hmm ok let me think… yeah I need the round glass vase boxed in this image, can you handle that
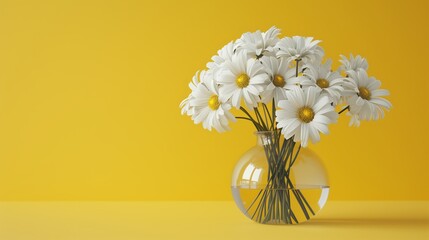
[231,131,329,225]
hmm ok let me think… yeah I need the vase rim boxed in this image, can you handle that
[254,130,277,135]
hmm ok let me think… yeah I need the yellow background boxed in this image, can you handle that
[0,0,428,201]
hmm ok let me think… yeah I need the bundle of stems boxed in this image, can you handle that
[237,101,315,224]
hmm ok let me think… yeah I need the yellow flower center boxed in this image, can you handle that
[236,74,250,88]
[298,107,315,123]
[273,74,285,87]
[358,87,371,100]
[208,95,220,110]
[316,78,330,88]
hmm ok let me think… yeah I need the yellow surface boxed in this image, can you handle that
[0,201,428,240]
[0,0,428,201]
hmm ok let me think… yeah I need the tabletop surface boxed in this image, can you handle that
[0,201,428,240]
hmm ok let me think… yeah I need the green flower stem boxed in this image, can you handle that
[285,145,301,176]
[338,105,350,114]
[295,59,301,77]
[254,107,268,130]
[262,103,273,130]
[271,99,276,130]
[298,190,315,215]
[284,176,310,220]
[235,117,262,131]
[238,107,264,131]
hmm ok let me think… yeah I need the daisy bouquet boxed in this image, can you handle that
[180,26,391,224]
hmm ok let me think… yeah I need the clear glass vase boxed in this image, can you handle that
[231,131,329,224]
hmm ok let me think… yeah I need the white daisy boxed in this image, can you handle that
[300,59,345,105]
[207,41,236,79]
[339,54,368,72]
[218,51,269,109]
[276,87,338,147]
[276,36,324,63]
[343,69,392,122]
[190,74,236,132]
[179,71,200,116]
[260,56,301,104]
[235,26,280,59]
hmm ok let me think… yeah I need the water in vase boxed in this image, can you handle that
[232,185,329,224]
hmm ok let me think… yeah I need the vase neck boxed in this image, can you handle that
[255,131,277,146]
